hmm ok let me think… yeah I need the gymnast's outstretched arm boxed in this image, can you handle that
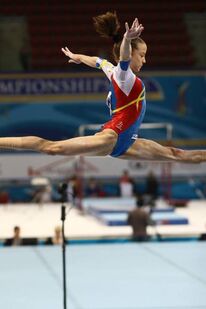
[120,18,144,61]
[61,47,98,68]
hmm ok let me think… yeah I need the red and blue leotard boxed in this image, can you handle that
[96,58,146,157]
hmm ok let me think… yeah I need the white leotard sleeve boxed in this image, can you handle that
[96,58,136,96]
[113,61,136,96]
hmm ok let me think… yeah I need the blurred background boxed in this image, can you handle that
[0,0,206,235]
[0,1,206,308]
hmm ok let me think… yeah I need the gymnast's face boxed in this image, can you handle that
[130,42,147,73]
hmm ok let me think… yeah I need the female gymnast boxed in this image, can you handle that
[0,12,205,163]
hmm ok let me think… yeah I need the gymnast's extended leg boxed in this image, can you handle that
[0,130,117,156]
[119,138,206,163]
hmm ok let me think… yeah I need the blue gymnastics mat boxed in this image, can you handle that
[0,242,206,309]
[83,198,175,215]
[96,212,189,226]
[88,205,175,214]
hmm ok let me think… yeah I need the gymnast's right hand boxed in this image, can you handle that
[61,47,81,64]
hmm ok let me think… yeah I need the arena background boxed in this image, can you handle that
[0,1,206,309]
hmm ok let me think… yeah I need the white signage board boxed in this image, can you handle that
[0,154,205,179]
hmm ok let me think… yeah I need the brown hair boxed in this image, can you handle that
[93,11,145,62]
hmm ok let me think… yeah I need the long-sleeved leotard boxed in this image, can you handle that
[96,58,146,157]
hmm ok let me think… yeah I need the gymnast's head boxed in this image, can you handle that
[93,11,147,73]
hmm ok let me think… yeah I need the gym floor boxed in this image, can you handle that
[1,242,206,309]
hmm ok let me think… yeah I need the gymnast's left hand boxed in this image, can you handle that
[124,18,144,40]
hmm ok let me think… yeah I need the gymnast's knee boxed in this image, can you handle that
[40,141,63,155]
[169,147,200,163]
[170,147,185,159]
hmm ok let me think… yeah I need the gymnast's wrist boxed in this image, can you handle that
[123,34,132,43]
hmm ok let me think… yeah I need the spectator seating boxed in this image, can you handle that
[0,0,205,70]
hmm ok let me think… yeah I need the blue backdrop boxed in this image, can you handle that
[0,71,205,142]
